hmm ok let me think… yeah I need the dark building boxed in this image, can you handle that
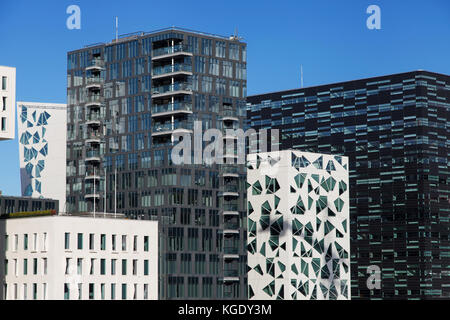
[246,70,450,300]
[0,195,59,216]
[66,27,247,299]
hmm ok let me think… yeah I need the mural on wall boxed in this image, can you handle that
[19,105,51,197]
[247,150,350,300]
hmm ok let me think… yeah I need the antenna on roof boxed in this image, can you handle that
[230,27,243,41]
[115,17,119,42]
[300,65,304,88]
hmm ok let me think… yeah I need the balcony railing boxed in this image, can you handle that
[221,165,239,174]
[86,150,101,158]
[85,95,104,105]
[224,246,239,254]
[224,222,239,229]
[223,204,238,211]
[151,102,192,115]
[152,44,192,57]
[152,121,193,133]
[152,64,192,76]
[222,109,239,118]
[86,113,101,122]
[223,184,239,193]
[223,270,239,277]
[88,58,105,69]
[152,82,192,95]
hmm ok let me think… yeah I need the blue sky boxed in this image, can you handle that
[0,0,449,196]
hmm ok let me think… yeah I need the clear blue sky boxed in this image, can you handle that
[0,0,449,196]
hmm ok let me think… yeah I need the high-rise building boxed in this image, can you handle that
[0,66,16,141]
[247,150,350,300]
[66,27,247,299]
[247,70,450,300]
[0,213,158,300]
[17,102,67,211]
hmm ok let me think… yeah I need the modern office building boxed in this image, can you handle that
[247,70,450,299]
[0,66,16,141]
[0,213,158,300]
[247,150,350,300]
[0,195,58,217]
[66,27,247,299]
[17,102,67,211]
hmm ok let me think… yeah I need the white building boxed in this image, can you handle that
[247,150,350,300]
[0,66,16,140]
[0,214,158,300]
[17,102,67,210]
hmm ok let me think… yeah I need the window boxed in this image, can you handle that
[65,258,71,275]
[89,233,94,250]
[111,259,117,275]
[111,284,116,300]
[43,233,48,251]
[32,233,37,251]
[4,259,7,276]
[23,284,27,300]
[1,117,6,131]
[77,233,83,250]
[43,258,48,275]
[144,236,149,251]
[89,283,94,300]
[112,234,117,251]
[101,283,105,300]
[122,235,127,251]
[100,259,106,275]
[133,235,137,251]
[77,258,82,275]
[144,260,149,276]
[122,259,127,275]
[33,258,38,275]
[78,284,82,300]
[43,283,47,300]
[33,283,37,300]
[2,76,6,90]
[64,233,70,250]
[132,259,137,275]
[24,234,29,250]
[122,284,127,300]
[100,234,106,250]
[23,259,28,275]
[14,234,18,251]
[90,258,95,275]
[4,235,8,251]
[144,284,148,300]
[64,283,70,300]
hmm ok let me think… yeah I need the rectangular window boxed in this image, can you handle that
[122,235,127,251]
[90,258,95,275]
[33,283,37,300]
[100,259,106,275]
[89,233,94,250]
[32,233,37,251]
[64,283,69,300]
[23,259,28,275]
[4,235,8,251]
[2,76,6,90]
[112,234,117,251]
[101,283,105,300]
[78,283,82,300]
[77,258,82,275]
[64,233,70,250]
[77,233,83,250]
[23,284,27,300]
[144,284,148,300]
[133,235,137,251]
[100,234,106,250]
[133,259,137,275]
[24,234,29,250]
[122,259,127,275]
[89,283,94,300]
[43,283,47,300]
[111,259,116,275]
[43,233,48,251]
[43,258,48,275]
[144,236,149,251]
[111,284,116,300]
[33,258,38,275]
[144,260,149,276]
[122,284,127,300]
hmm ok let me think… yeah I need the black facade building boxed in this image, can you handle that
[247,70,450,299]
[66,27,247,299]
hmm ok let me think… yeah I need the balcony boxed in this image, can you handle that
[85,171,101,181]
[84,193,100,200]
[220,165,239,178]
[152,64,192,79]
[224,221,239,230]
[151,121,193,137]
[223,229,240,236]
[85,95,104,108]
[223,270,240,282]
[222,128,239,140]
[86,132,102,145]
[222,204,239,216]
[86,77,104,90]
[151,102,192,118]
[85,150,101,162]
[224,246,239,255]
[152,44,192,60]
[151,82,192,98]
[86,113,101,126]
[221,109,239,122]
[86,58,105,72]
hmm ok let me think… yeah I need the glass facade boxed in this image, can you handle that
[247,70,450,300]
[66,28,247,299]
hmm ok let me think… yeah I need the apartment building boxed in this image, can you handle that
[0,66,16,140]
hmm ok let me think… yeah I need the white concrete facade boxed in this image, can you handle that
[247,150,350,300]
[0,66,16,140]
[17,102,67,211]
[0,215,158,300]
